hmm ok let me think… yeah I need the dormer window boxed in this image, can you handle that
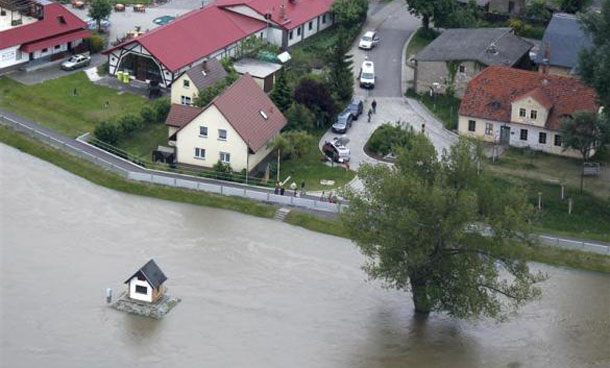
[57,16,66,24]
[530,110,537,120]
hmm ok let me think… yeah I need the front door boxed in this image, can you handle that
[135,56,148,81]
[500,126,510,144]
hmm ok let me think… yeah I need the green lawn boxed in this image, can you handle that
[280,139,356,192]
[116,124,168,160]
[0,73,146,137]
[405,27,438,59]
[406,89,460,130]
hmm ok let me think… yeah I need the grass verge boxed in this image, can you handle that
[285,211,610,273]
[0,73,146,137]
[405,27,438,59]
[0,126,277,218]
[406,89,460,130]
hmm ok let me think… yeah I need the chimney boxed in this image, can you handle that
[541,41,551,75]
[279,4,286,19]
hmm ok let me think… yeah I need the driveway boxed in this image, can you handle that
[320,0,457,173]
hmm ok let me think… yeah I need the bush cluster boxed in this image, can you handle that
[367,124,416,156]
[94,99,170,145]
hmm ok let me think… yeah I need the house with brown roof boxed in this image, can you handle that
[165,74,287,172]
[170,58,228,106]
[458,65,598,157]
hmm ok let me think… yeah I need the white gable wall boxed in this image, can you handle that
[128,277,153,303]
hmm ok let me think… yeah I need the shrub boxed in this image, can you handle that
[285,103,316,132]
[293,77,337,127]
[140,106,156,124]
[94,121,120,145]
[151,98,171,123]
[118,114,143,135]
[367,123,416,156]
[87,33,106,54]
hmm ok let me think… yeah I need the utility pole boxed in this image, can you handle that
[276,148,281,182]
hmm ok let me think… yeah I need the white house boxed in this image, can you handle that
[170,58,228,106]
[458,65,599,158]
[165,74,287,172]
[0,1,89,74]
[102,0,334,87]
[124,259,167,303]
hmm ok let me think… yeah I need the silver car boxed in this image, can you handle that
[61,54,91,71]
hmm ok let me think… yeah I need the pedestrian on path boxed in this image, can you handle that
[367,108,373,123]
[274,181,280,195]
[372,99,377,114]
[300,181,305,196]
[280,186,285,196]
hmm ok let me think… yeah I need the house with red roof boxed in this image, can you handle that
[0,0,89,73]
[102,0,334,88]
[165,74,287,172]
[458,65,598,157]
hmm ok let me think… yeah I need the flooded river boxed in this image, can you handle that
[1,143,609,368]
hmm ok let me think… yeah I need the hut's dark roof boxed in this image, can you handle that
[125,259,167,288]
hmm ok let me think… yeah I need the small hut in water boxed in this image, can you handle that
[124,259,167,303]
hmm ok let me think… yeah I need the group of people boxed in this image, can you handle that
[367,99,378,123]
[274,181,306,197]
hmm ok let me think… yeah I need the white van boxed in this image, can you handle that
[359,60,375,89]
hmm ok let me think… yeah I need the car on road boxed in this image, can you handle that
[332,111,354,133]
[323,139,351,162]
[359,60,375,89]
[60,54,91,71]
[346,99,364,120]
[358,31,380,50]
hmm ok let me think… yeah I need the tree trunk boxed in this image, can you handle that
[410,275,431,314]
[422,15,430,30]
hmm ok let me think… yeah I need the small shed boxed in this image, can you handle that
[124,259,167,303]
[233,58,282,93]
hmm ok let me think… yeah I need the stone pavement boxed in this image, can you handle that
[8,53,106,85]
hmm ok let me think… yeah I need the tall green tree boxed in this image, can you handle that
[270,72,292,113]
[88,0,112,33]
[405,0,456,30]
[285,103,316,132]
[561,110,610,162]
[342,137,544,318]
[578,0,610,109]
[331,0,369,31]
[555,0,592,13]
[326,31,354,103]
[525,0,552,22]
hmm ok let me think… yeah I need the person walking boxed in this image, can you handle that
[280,186,285,196]
[274,181,280,195]
[372,99,377,114]
[300,181,306,196]
[367,108,373,123]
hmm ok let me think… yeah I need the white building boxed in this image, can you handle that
[102,0,334,88]
[458,65,599,158]
[0,0,89,74]
[165,74,287,172]
[124,259,167,303]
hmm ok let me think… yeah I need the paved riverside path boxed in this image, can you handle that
[0,108,341,210]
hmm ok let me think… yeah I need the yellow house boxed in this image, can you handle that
[458,66,598,158]
[165,74,287,172]
[170,58,228,106]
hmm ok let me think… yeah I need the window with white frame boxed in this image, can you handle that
[309,21,313,30]
[199,126,208,137]
[468,120,476,132]
[54,44,61,50]
[459,65,465,73]
[530,110,537,120]
[519,108,526,117]
[220,152,230,163]
[554,134,562,146]
[289,30,293,40]
[194,147,206,159]
[539,132,547,144]
[485,123,493,135]
[520,129,528,141]
[297,27,301,36]
[322,14,327,23]
[218,129,227,140]
[183,79,190,88]
[181,96,191,105]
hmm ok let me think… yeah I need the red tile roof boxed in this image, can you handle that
[20,28,91,53]
[459,66,598,131]
[218,0,333,29]
[165,104,204,128]
[0,3,87,50]
[103,5,267,72]
[213,74,287,152]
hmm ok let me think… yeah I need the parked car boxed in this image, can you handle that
[60,54,91,71]
[359,60,375,89]
[358,31,380,50]
[86,18,111,30]
[323,140,350,162]
[346,99,364,120]
[332,111,354,133]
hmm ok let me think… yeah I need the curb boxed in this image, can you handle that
[400,27,418,96]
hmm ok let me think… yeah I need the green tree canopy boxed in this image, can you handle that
[88,0,112,33]
[405,0,456,29]
[285,103,316,132]
[331,0,369,31]
[561,110,610,161]
[326,30,354,103]
[270,72,292,113]
[342,137,544,319]
[555,0,593,13]
[525,0,552,22]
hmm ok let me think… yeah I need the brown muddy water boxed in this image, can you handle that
[0,143,609,368]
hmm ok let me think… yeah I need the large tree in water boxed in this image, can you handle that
[342,136,544,319]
